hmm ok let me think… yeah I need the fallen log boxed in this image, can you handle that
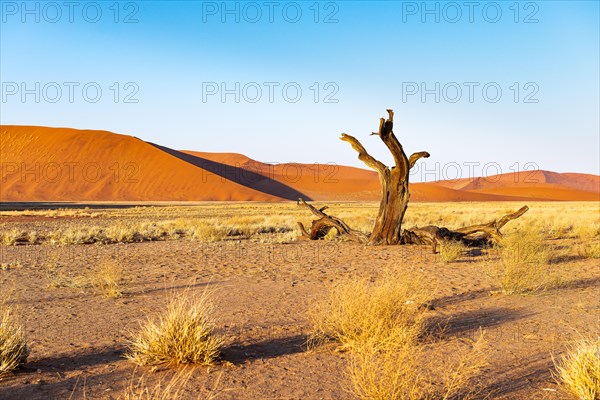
[400,205,529,252]
[296,198,368,243]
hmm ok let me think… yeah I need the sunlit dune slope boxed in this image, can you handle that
[0,126,284,201]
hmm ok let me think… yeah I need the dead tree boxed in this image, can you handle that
[297,109,529,250]
[340,109,429,244]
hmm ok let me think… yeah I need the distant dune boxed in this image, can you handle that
[430,170,599,201]
[1,126,598,202]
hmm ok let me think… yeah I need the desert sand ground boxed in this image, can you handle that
[0,201,598,399]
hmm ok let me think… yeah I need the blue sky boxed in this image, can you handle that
[1,0,598,180]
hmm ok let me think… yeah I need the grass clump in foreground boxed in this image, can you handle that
[348,333,487,400]
[0,307,29,377]
[554,337,600,400]
[308,268,430,352]
[126,292,222,368]
[494,229,554,294]
[121,368,200,400]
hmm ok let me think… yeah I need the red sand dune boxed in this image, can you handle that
[0,126,281,201]
[1,126,598,202]
[431,170,599,201]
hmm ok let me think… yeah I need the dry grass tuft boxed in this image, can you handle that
[121,368,194,400]
[185,221,228,242]
[120,367,224,400]
[126,292,222,367]
[574,223,600,240]
[1,229,28,246]
[348,343,426,400]
[323,227,339,241]
[554,337,600,400]
[439,240,467,263]
[493,230,554,294]
[309,268,430,352]
[0,307,29,377]
[91,260,124,298]
[348,332,487,400]
[578,240,600,259]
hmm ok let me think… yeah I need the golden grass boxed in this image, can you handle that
[0,307,29,377]
[308,268,430,352]
[2,202,598,248]
[120,368,205,400]
[554,337,600,400]
[347,343,426,400]
[348,332,487,400]
[574,223,600,240]
[126,292,222,367]
[493,229,554,294]
[120,368,224,400]
[8,219,230,246]
[90,260,124,298]
[1,229,27,246]
[578,240,600,259]
[183,221,228,242]
[323,227,339,241]
[439,240,467,263]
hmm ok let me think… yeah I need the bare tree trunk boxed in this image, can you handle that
[340,110,429,244]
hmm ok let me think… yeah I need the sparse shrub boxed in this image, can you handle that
[0,307,29,376]
[126,293,222,367]
[439,240,466,263]
[494,230,553,294]
[309,269,429,352]
[91,260,124,298]
[554,337,600,400]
